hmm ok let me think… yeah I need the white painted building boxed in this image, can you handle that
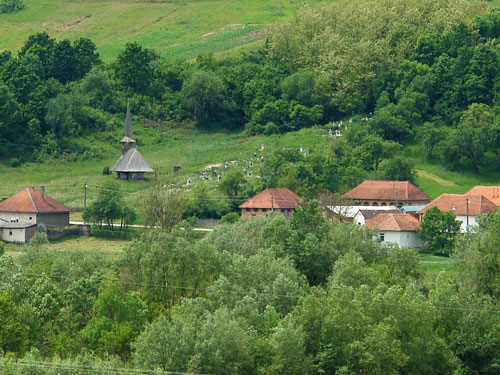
[365,213,422,248]
[417,194,498,232]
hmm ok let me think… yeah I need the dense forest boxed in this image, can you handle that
[2,207,500,374]
[3,0,500,373]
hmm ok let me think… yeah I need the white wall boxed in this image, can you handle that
[455,215,477,232]
[379,231,422,248]
[1,227,27,243]
[0,212,36,224]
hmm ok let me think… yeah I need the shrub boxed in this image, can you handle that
[0,0,24,13]
[220,212,240,224]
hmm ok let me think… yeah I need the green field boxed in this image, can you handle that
[0,125,330,210]
[0,0,321,61]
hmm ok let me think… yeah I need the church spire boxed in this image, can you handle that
[125,100,132,138]
[120,100,136,154]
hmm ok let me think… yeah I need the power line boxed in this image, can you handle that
[0,358,211,375]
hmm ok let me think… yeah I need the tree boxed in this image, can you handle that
[420,122,446,160]
[114,42,157,94]
[0,291,28,354]
[83,182,134,230]
[219,168,244,206]
[455,103,493,173]
[141,183,186,230]
[376,155,416,183]
[419,207,461,251]
[181,70,233,127]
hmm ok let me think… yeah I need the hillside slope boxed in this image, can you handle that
[0,0,321,61]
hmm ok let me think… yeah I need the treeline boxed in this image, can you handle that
[2,206,500,374]
[3,0,500,175]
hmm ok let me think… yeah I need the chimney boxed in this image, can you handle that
[40,185,45,200]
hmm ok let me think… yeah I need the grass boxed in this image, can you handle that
[417,252,459,285]
[0,126,329,213]
[4,234,128,258]
[0,0,322,61]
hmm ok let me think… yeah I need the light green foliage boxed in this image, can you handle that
[0,291,28,354]
[142,184,186,230]
[134,302,254,375]
[454,211,500,297]
[419,207,461,251]
[79,280,147,359]
[118,230,224,312]
[207,248,305,316]
[84,182,135,230]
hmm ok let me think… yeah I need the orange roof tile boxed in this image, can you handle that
[0,188,71,213]
[465,186,500,206]
[342,180,431,202]
[416,194,498,216]
[239,188,302,209]
[365,213,421,232]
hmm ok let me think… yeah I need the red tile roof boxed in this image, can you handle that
[416,194,498,216]
[342,180,431,202]
[465,186,500,206]
[0,188,71,213]
[239,188,302,209]
[365,213,421,232]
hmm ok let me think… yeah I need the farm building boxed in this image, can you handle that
[342,180,431,207]
[239,188,302,219]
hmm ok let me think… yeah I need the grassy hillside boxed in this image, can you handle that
[0,125,330,211]
[0,0,321,61]
[2,123,500,215]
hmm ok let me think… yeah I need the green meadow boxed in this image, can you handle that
[0,0,321,61]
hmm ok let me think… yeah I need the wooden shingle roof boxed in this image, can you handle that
[110,148,154,173]
[342,180,431,202]
[0,188,70,213]
[239,188,302,209]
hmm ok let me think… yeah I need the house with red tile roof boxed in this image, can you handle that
[342,180,431,207]
[239,188,301,219]
[465,186,500,206]
[416,194,498,232]
[365,213,422,248]
[0,186,70,243]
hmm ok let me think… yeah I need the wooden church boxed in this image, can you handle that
[110,102,154,180]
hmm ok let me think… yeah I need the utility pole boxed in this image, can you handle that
[466,198,469,232]
[84,183,88,223]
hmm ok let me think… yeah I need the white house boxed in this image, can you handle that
[328,205,400,222]
[0,186,71,243]
[365,213,422,248]
[416,194,498,232]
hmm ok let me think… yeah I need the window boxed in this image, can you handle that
[9,231,12,236]
[29,217,32,220]
[379,232,385,241]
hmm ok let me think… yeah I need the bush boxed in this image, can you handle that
[220,212,240,224]
[0,0,24,13]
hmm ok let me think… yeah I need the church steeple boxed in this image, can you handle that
[120,100,136,155]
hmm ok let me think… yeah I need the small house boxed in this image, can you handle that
[365,213,422,248]
[342,180,431,207]
[0,186,70,243]
[239,188,301,219]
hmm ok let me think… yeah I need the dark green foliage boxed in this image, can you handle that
[419,207,461,251]
[0,0,24,13]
